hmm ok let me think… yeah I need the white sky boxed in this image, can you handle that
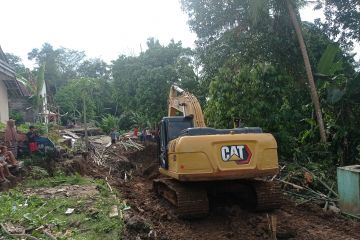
[0,0,358,67]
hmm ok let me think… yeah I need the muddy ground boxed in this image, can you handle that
[64,143,360,240]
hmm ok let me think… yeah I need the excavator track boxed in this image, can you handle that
[251,180,282,211]
[153,178,209,218]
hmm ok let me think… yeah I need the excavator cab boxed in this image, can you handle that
[158,116,193,169]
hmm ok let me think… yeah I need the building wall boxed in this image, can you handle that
[0,80,9,123]
[8,97,35,123]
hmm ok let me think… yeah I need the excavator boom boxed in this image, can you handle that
[168,85,206,127]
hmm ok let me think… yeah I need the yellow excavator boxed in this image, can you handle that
[153,85,281,218]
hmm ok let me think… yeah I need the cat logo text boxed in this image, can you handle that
[221,145,252,164]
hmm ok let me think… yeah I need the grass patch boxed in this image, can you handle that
[24,171,93,188]
[0,175,125,240]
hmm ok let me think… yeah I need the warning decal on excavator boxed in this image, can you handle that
[221,145,252,164]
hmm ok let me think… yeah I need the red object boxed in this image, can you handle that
[134,128,138,137]
[29,142,38,153]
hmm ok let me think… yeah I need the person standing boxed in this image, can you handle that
[141,128,146,142]
[4,119,18,158]
[26,126,39,154]
[133,127,138,138]
[110,128,119,144]
[145,129,151,141]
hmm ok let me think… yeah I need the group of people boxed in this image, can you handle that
[136,127,158,142]
[0,120,41,184]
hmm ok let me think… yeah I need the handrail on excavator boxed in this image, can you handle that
[168,85,206,128]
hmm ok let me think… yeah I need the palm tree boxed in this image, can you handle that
[285,0,327,142]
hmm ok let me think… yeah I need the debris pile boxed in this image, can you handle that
[275,165,339,212]
[89,136,145,167]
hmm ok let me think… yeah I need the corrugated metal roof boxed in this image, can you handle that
[0,45,23,97]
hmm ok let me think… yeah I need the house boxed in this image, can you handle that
[0,46,24,123]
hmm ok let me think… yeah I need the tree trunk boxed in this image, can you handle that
[83,95,89,149]
[285,0,327,143]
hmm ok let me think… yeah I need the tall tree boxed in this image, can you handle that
[28,43,61,94]
[28,43,86,94]
[286,0,326,142]
[35,65,45,122]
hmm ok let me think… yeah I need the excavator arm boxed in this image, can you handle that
[168,85,206,127]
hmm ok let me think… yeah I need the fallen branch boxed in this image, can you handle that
[105,177,113,193]
[277,179,304,190]
[284,190,337,202]
[302,167,339,197]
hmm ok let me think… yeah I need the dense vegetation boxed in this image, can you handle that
[6,0,360,172]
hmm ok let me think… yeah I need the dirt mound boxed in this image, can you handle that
[99,142,158,180]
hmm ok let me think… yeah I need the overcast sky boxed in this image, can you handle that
[1,0,358,67]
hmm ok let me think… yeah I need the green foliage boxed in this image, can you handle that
[5,52,28,78]
[317,44,342,76]
[33,64,45,113]
[0,122,5,131]
[55,78,108,123]
[315,0,360,47]
[78,58,110,80]
[181,0,310,90]
[206,64,307,158]
[28,43,86,94]
[47,130,61,145]
[17,123,47,134]
[205,46,360,167]
[99,114,120,133]
[111,38,199,127]
[9,111,24,124]
[25,171,92,187]
[27,166,50,180]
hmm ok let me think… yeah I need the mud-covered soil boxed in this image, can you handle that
[76,142,360,240]
[117,178,360,240]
